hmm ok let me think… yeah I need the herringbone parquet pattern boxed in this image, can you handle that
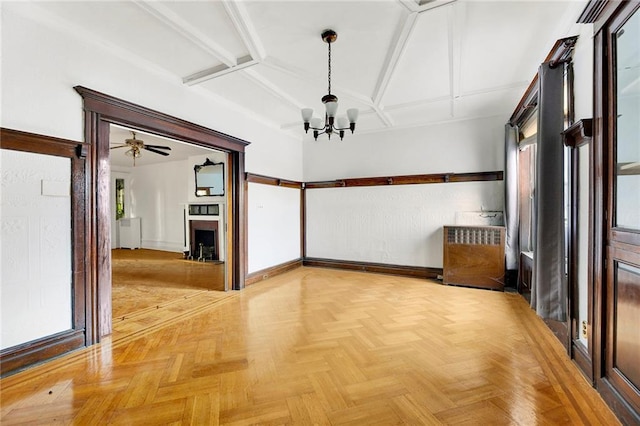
[0,267,620,425]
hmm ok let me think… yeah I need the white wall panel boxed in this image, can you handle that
[306,181,503,268]
[303,115,505,182]
[248,183,300,273]
[1,150,72,349]
[129,160,189,252]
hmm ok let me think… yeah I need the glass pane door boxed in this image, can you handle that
[615,10,640,230]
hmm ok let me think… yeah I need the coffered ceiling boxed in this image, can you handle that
[28,0,583,140]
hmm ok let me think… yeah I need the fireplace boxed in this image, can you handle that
[189,220,218,261]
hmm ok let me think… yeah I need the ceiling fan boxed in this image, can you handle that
[110,131,171,165]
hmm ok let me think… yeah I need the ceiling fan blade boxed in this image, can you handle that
[110,145,129,149]
[144,146,170,156]
[144,144,172,150]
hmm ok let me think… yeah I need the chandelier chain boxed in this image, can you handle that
[327,41,332,95]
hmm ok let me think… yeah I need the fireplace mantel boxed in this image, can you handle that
[183,203,225,261]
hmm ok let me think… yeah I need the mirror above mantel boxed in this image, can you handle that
[194,158,224,197]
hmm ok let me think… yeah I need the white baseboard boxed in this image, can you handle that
[141,240,184,253]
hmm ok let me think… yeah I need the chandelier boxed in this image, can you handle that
[301,29,359,141]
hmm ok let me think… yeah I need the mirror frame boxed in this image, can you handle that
[194,158,224,197]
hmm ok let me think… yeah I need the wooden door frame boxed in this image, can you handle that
[75,86,250,341]
[580,1,640,422]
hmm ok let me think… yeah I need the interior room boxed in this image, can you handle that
[108,125,229,320]
[1,0,638,424]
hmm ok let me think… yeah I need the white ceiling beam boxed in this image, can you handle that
[372,11,419,107]
[373,106,395,127]
[133,1,238,67]
[383,95,451,112]
[222,1,266,61]
[243,68,305,110]
[447,2,455,117]
[450,0,465,102]
[182,56,258,86]
[377,0,458,109]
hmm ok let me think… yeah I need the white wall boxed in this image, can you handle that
[306,181,503,267]
[303,115,505,181]
[248,184,301,273]
[129,160,189,253]
[304,115,505,267]
[1,150,72,349]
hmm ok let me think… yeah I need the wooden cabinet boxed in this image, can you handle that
[443,225,506,291]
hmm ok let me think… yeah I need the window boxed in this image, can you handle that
[115,178,125,220]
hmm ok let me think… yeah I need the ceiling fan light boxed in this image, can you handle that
[325,101,338,118]
[301,108,313,122]
[347,108,359,123]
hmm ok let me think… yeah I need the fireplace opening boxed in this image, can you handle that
[194,230,216,261]
[189,220,219,262]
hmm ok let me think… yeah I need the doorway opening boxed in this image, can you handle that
[76,85,249,341]
[108,124,230,324]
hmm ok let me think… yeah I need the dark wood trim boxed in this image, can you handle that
[0,128,90,375]
[509,36,578,127]
[301,186,306,259]
[245,259,303,286]
[233,151,248,291]
[590,1,640,422]
[543,318,569,351]
[75,87,250,327]
[303,257,442,280]
[74,86,249,153]
[0,330,85,377]
[563,119,593,148]
[572,339,594,382]
[1,128,80,152]
[246,172,303,189]
[592,24,607,393]
[578,0,623,33]
[577,0,610,25]
[596,378,640,426]
[305,171,502,189]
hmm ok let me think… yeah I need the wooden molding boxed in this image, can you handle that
[305,171,502,189]
[303,257,442,280]
[245,259,303,286]
[0,330,85,378]
[246,172,303,189]
[1,128,80,152]
[572,339,594,383]
[74,86,250,153]
[577,0,609,24]
[563,118,593,148]
[76,86,251,330]
[596,378,640,425]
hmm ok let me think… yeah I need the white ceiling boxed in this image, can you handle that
[33,0,583,144]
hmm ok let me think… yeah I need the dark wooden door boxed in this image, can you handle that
[602,2,640,420]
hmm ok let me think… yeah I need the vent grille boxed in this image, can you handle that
[447,227,502,245]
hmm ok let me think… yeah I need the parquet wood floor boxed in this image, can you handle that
[1,267,620,425]
[112,249,226,320]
